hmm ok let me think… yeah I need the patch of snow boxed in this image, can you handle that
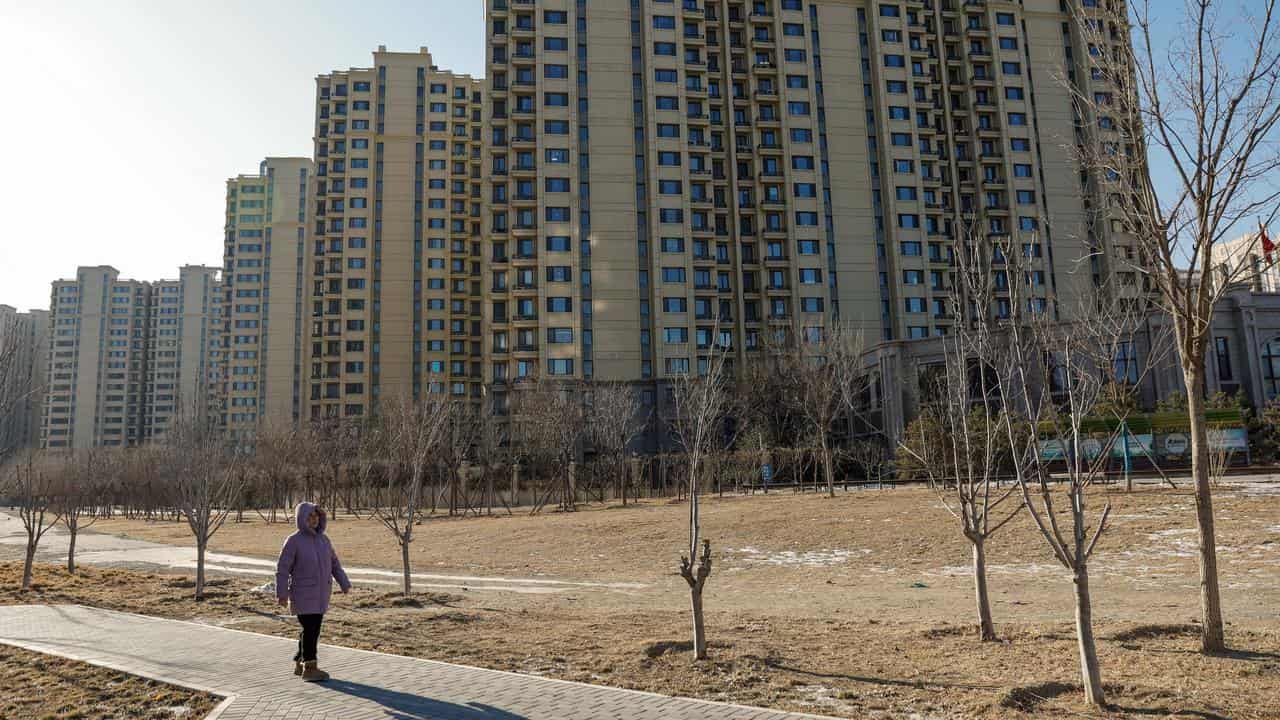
[926,562,1062,578]
[723,546,870,567]
[1226,482,1280,497]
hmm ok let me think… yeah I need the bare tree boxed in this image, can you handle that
[894,239,1029,641]
[586,381,647,506]
[56,448,114,574]
[5,451,62,591]
[252,421,303,523]
[160,411,243,601]
[513,375,586,512]
[368,392,453,596]
[474,387,513,513]
[783,322,867,497]
[1072,0,1280,652]
[848,439,889,488]
[1206,427,1236,487]
[668,335,736,661]
[0,312,42,464]
[997,288,1155,708]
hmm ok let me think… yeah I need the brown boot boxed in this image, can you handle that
[300,661,329,682]
[293,661,303,676]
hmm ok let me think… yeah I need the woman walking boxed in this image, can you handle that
[276,502,351,681]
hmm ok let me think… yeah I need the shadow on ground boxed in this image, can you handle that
[322,679,529,719]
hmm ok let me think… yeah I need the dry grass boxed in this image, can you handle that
[86,484,1280,621]
[6,482,1280,718]
[0,641,220,719]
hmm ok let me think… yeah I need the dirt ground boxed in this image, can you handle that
[7,482,1280,719]
[87,482,1280,623]
[0,641,220,719]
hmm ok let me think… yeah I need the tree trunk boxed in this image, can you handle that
[67,527,77,575]
[1073,564,1106,707]
[21,542,36,592]
[1185,368,1226,653]
[972,538,996,641]
[821,435,835,498]
[690,582,708,660]
[195,539,207,601]
[401,541,412,596]
[619,457,627,507]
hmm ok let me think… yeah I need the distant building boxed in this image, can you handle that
[0,305,50,453]
[867,283,1280,442]
[222,157,314,443]
[304,47,483,420]
[1210,227,1279,293]
[40,265,224,449]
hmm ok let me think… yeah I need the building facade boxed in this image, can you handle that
[477,0,1128,414]
[147,266,225,442]
[869,284,1280,442]
[304,47,484,420]
[40,266,224,449]
[1210,228,1279,294]
[0,305,49,453]
[223,158,314,442]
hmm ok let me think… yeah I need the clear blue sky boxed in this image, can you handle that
[0,0,483,311]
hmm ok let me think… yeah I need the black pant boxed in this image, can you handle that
[294,614,323,663]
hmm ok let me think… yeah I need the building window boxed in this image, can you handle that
[1262,338,1280,398]
[1212,337,1233,382]
[1112,341,1138,385]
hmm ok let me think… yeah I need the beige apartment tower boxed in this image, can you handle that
[41,266,224,449]
[147,266,225,442]
[223,158,314,442]
[481,0,1131,399]
[0,305,49,452]
[305,47,484,420]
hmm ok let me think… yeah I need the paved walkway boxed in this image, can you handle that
[0,605,839,720]
[0,512,647,596]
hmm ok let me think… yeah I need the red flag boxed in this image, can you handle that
[1261,221,1275,260]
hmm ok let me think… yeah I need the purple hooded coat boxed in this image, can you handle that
[276,502,351,615]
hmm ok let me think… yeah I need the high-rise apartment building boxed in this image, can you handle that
[40,266,224,449]
[223,158,314,441]
[305,47,484,420]
[147,266,225,441]
[480,0,1130,394]
[0,305,49,452]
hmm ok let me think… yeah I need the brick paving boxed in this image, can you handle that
[0,605,840,720]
